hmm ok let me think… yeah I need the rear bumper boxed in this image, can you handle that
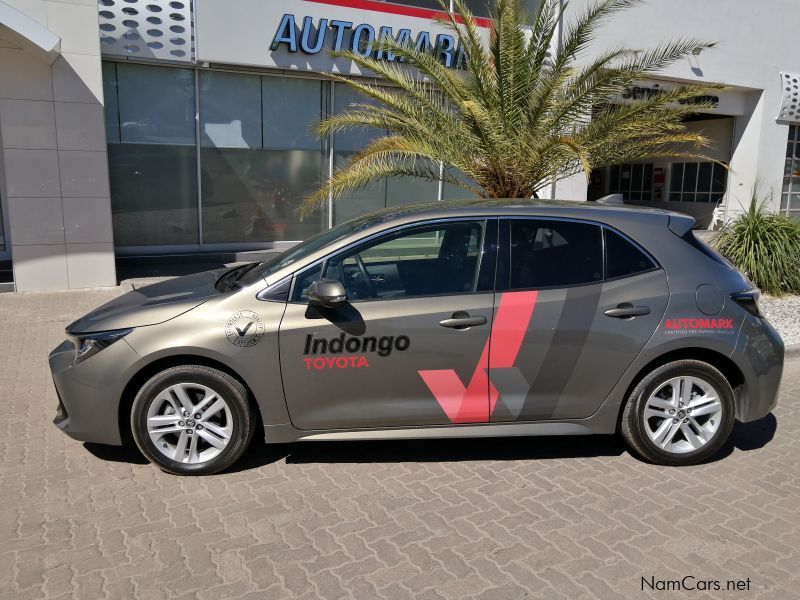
[49,337,141,445]
[732,315,784,423]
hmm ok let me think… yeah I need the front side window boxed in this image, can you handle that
[295,221,484,302]
[506,219,603,289]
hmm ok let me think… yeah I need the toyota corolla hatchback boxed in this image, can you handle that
[49,200,784,474]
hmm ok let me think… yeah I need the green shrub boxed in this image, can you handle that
[713,190,800,296]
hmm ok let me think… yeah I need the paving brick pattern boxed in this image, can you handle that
[0,289,798,599]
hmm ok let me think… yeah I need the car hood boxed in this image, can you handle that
[67,269,227,333]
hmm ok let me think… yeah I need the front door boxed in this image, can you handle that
[279,219,498,430]
[488,218,668,422]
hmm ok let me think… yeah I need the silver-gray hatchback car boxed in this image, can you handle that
[49,200,784,474]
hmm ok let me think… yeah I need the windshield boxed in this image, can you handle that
[237,215,385,287]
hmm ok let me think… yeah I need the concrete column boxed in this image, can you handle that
[0,0,116,291]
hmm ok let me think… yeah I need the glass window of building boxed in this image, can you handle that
[199,72,327,244]
[669,162,726,203]
[609,163,654,202]
[442,167,481,200]
[332,83,439,224]
[104,62,199,247]
[782,125,800,219]
[333,84,389,224]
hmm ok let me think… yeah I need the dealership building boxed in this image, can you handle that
[0,0,798,291]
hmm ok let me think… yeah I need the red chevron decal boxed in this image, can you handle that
[304,0,492,28]
[418,291,538,423]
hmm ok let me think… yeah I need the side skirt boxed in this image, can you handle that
[263,403,621,444]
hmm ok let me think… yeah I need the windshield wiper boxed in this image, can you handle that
[215,263,259,292]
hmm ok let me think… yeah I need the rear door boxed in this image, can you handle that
[278,218,498,430]
[487,218,668,421]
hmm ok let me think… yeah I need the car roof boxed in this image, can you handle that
[260,198,694,285]
[346,198,691,229]
[359,198,678,221]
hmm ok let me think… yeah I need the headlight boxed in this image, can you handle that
[67,328,133,365]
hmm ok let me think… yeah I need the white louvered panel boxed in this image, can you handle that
[778,72,800,124]
[98,0,194,62]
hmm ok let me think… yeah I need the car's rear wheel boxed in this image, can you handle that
[131,365,256,475]
[621,360,735,466]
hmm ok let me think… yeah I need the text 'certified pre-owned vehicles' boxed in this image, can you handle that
[49,200,784,474]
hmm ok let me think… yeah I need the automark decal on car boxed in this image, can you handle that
[664,318,736,335]
[303,333,410,370]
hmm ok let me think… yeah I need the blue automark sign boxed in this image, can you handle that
[195,0,489,75]
[270,14,464,68]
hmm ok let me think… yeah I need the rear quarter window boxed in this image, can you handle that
[604,228,658,279]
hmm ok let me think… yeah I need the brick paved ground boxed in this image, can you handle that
[0,289,798,600]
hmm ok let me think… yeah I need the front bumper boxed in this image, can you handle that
[49,337,141,445]
[732,315,784,423]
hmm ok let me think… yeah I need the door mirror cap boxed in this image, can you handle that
[307,278,347,308]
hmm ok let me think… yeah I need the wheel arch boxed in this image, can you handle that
[617,347,745,430]
[118,354,262,446]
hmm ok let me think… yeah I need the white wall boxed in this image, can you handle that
[0,0,116,290]
[560,0,798,214]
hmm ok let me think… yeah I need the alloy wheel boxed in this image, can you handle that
[642,376,723,454]
[146,383,233,464]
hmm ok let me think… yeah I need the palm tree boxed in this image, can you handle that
[301,0,722,216]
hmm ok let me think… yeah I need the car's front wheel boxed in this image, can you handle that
[621,360,735,466]
[131,365,256,475]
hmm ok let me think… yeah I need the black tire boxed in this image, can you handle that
[620,360,735,466]
[131,365,256,475]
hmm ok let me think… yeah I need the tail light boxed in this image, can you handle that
[731,290,763,318]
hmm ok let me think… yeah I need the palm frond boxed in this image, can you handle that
[302,0,725,214]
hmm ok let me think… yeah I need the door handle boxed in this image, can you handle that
[604,303,651,319]
[439,315,488,329]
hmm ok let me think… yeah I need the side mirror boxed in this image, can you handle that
[307,278,347,308]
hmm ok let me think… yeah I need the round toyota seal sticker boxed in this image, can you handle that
[225,310,265,347]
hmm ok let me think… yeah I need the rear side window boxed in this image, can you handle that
[508,220,603,289]
[604,228,657,279]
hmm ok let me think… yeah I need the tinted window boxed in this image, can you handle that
[322,222,484,301]
[508,220,602,289]
[604,229,657,279]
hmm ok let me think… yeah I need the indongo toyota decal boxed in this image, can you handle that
[302,333,410,370]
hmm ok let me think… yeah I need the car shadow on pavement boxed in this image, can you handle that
[82,413,777,472]
[234,413,778,470]
[84,442,149,465]
[281,434,627,465]
[221,434,628,473]
[723,413,778,452]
